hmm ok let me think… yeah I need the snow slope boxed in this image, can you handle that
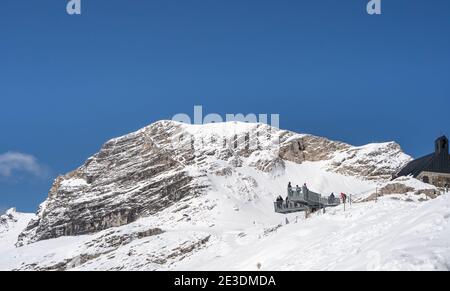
[174,192,450,271]
[0,209,35,252]
[1,190,449,271]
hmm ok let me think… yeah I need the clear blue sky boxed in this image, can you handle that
[1,0,449,213]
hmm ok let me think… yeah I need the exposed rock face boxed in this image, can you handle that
[361,177,438,202]
[278,135,411,180]
[279,135,349,163]
[17,121,413,246]
[378,183,416,195]
[17,121,208,246]
[0,209,18,229]
[14,224,211,271]
[16,227,165,271]
[327,142,412,180]
[249,156,285,174]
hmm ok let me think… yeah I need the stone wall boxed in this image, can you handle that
[418,171,450,188]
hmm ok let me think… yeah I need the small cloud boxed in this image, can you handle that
[0,152,47,179]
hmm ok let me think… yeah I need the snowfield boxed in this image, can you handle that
[1,179,449,271]
[176,193,450,271]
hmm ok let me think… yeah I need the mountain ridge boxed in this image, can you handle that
[16,120,413,246]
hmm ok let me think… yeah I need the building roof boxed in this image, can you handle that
[397,136,450,178]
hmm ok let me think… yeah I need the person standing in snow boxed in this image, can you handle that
[445,183,449,193]
[340,193,347,204]
[329,193,335,204]
[287,182,293,195]
[303,183,309,199]
[276,196,282,208]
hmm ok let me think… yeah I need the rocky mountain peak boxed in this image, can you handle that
[1,208,18,228]
[16,121,412,246]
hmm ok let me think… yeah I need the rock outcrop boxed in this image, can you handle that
[328,142,412,180]
[361,176,438,202]
[0,209,18,229]
[279,134,349,163]
[17,121,208,246]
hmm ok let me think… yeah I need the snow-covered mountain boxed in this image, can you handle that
[1,121,448,271]
[0,209,35,255]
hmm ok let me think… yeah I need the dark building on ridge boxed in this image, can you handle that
[395,136,450,188]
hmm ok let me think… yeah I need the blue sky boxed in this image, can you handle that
[0,0,449,213]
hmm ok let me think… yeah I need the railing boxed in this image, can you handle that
[274,202,308,214]
[287,187,325,205]
[287,189,306,202]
